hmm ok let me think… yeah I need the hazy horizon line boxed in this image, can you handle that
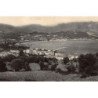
[0,16,98,26]
[0,21,98,27]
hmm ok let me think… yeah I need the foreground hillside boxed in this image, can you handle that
[0,71,98,81]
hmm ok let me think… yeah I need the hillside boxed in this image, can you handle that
[0,22,98,41]
[0,71,98,81]
[17,22,98,34]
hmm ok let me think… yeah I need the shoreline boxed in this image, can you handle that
[21,38,98,43]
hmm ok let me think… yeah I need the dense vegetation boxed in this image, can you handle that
[0,48,98,78]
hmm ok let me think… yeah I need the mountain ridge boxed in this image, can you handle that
[0,22,98,41]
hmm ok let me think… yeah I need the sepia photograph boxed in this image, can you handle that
[0,16,98,81]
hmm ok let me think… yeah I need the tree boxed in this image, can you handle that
[0,58,7,72]
[78,53,96,78]
[10,58,31,71]
[63,57,69,64]
[47,58,58,71]
[67,64,76,73]
[2,54,16,62]
[39,61,48,70]
[19,49,25,56]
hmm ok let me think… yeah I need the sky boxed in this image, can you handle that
[0,16,98,26]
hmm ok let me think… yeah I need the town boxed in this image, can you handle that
[0,46,78,60]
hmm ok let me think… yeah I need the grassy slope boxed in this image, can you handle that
[0,71,98,81]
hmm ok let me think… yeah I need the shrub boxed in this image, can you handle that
[55,60,68,74]
[67,65,76,73]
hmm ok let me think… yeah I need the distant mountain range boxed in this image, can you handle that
[0,21,98,41]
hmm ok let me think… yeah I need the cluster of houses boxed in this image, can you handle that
[23,48,78,60]
[24,48,65,60]
[0,46,79,61]
[0,50,19,57]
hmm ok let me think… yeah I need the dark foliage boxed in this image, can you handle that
[2,54,16,62]
[20,54,58,71]
[10,58,31,71]
[19,49,26,57]
[39,61,48,70]
[63,57,69,64]
[0,58,7,72]
[67,65,76,73]
[78,53,96,77]
[47,58,58,71]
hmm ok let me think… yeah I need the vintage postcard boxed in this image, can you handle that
[0,16,98,81]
